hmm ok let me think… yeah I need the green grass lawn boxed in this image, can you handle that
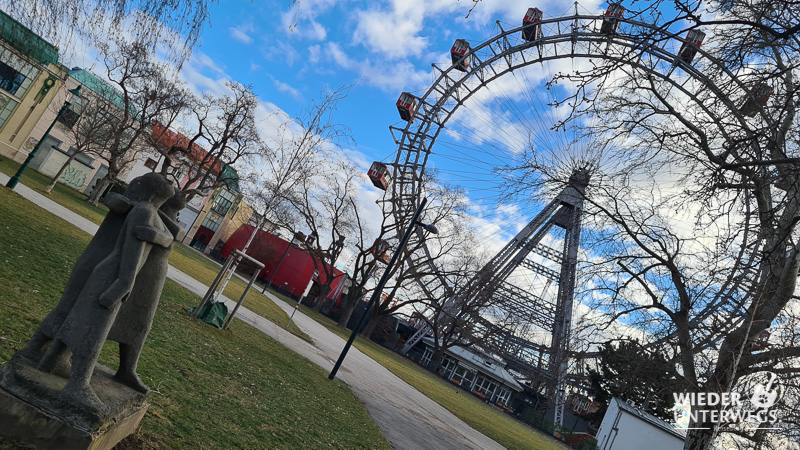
[268,294,567,450]
[0,155,110,225]
[0,156,309,341]
[0,186,389,449]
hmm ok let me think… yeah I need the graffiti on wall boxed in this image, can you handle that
[60,165,87,189]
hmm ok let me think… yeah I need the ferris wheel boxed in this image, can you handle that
[366,3,770,426]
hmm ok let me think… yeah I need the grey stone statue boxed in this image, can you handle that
[32,173,177,411]
[107,191,185,394]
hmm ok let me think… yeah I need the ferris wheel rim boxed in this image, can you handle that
[389,9,761,353]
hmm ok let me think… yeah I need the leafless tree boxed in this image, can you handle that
[85,39,187,205]
[357,177,475,340]
[498,1,800,448]
[153,82,264,204]
[2,0,214,65]
[288,158,360,311]
[44,89,116,193]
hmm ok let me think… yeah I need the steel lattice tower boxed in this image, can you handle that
[403,168,589,426]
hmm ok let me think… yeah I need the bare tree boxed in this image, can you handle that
[153,82,263,203]
[2,0,214,65]
[358,177,474,339]
[85,39,187,206]
[498,1,800,448]
[44,89,116,193]
[288,158,360,311]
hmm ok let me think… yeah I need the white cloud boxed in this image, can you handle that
[273,78,304,101]
[229,24,255,45]
[351,0,462,60]
[319,42,428,92]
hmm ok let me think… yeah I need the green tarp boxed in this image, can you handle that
[189,301,228,329]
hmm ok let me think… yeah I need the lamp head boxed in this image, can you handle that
[417,222,438,234]
[68,85,83,99]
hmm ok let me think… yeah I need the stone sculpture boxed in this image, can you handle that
[107,191,185,394]
[0,172,184,448]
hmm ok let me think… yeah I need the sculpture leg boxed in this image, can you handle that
[114,343,149,394]
[59,345,106,412]
[17,331,50,362]
[37,339,68,373]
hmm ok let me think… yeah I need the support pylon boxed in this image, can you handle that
[402,169,589,427]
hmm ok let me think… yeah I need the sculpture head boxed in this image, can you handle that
[160,191,187,222]
[124,173,176,208]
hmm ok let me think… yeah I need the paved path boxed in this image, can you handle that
[1,174,503,450]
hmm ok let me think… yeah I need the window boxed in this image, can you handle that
[210,189,236,215]
[420,346,433,366]
[0,47,39,99]
[452,366,475,387]
[473,375,498,398]
[66,147,94,167]
[495,388,511,405]
[0,60,24,95]
[0,91,17,129]
[200,212,223,233]
[144,158,158,170]
[440,357,457,378]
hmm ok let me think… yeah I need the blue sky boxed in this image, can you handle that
[174,0,613,246]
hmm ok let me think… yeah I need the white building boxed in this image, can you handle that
[596,397,686,450]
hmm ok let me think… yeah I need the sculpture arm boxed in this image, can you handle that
[134,225,175,248]
[98,210,150,309]
[103,192,132,214]
[157,210,182,238]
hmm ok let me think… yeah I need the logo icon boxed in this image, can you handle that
[750,372,781,409]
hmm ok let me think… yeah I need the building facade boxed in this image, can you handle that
[0,11,68,162]
[25,68,129,194]
[410,337,524,410]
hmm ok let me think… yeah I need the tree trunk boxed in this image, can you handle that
[337,297,358,328]
[683,420,719,450]
[311,285,331,312]
[46,153,79,193]
[360,312,380,339]
[429,347,445,372]
[87,175,113,206]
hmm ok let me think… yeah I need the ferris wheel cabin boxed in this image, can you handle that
[752,329,770,351]
[600,3,625,34]
[522,8,543,41]
[371,238,392,264]
[451,39,472,72]
[367,161,392,191]
[677,29,705,65]
[396,92,418,122]
[740,83,773,117]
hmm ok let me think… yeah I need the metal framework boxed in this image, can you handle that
[386,9,759,426]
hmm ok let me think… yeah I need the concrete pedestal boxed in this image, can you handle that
[0,358,148,450]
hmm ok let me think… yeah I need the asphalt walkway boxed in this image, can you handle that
[0,174,503,450]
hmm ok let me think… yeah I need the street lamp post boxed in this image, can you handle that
[6,85,83,190]
[329,197,437,380]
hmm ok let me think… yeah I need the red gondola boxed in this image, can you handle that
[371,239,391,264]
[396,92,418,122]
[367,161,392,191]
[740,83,773,117]
[451,39,471,72]
[677,29,705,65]
[752,329,770,351]
[600,3,625,34]
[522,8,543,42]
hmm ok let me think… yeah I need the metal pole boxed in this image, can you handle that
[6,102,71,190]
[329,197,428,380]
[194,254,235,318]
